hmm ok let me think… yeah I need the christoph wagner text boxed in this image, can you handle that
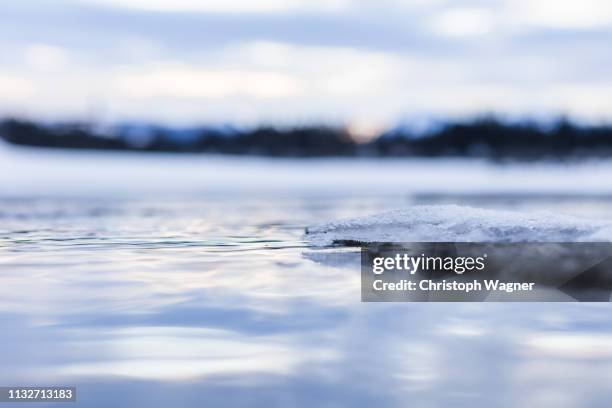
[373,280,535,293]
[372,254,486,275]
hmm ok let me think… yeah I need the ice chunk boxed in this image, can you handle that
[305,205,612,246]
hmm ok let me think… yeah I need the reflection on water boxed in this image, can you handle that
[2,194,612,407]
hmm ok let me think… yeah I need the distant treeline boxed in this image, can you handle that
[2,117,612,159]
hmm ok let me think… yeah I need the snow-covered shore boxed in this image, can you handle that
[2,141,612,197]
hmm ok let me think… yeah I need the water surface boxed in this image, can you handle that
[3,142,612,407]
[2,193,612,407]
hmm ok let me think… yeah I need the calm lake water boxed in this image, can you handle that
[2,145,612,407]
[2,193,612,408]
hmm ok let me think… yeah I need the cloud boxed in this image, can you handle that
[0,74,35,100]
[234,41,402,95]
[79,0,351,14]
[509,0,612,29]
[428,8,496,37]
[3,0,612,123]
[113,63,303,99]
[24,44,69,71]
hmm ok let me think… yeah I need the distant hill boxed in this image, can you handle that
[2,117,612,159]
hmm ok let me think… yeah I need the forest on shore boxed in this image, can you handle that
[3,117,612,159]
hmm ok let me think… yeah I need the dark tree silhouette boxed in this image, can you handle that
[2,116,612,159]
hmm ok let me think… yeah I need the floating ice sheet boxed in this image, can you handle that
[305,205,612,246]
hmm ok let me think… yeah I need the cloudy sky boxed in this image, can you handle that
[2,0,612,129]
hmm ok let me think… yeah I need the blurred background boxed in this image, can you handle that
[2,1,612,407]
[3,0,612,132]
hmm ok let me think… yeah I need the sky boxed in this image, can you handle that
[2,0,612,130]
